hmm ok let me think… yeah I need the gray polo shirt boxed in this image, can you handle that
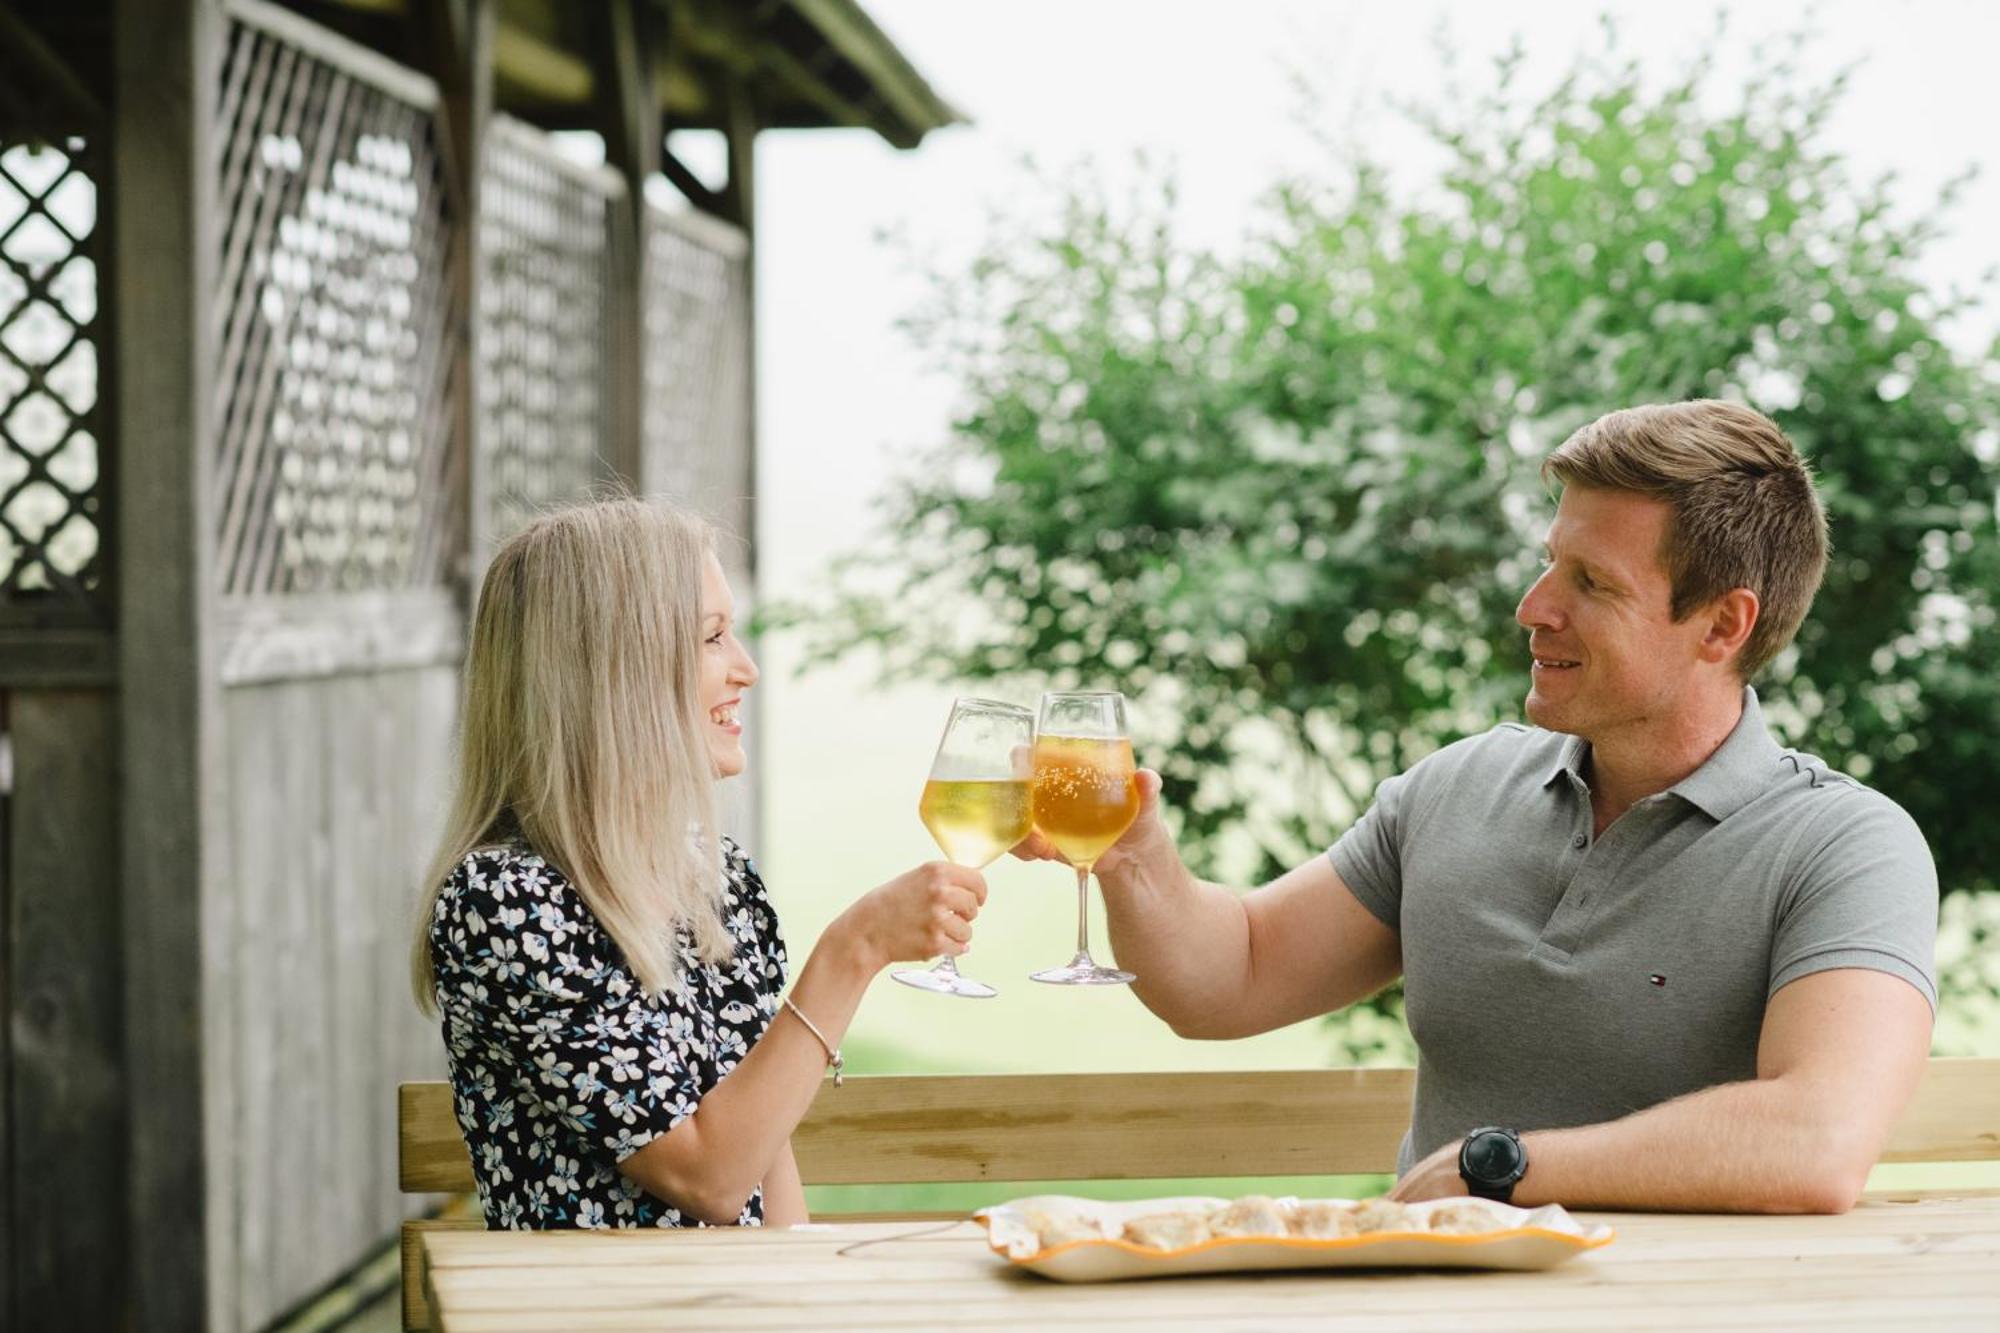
[1328,688,1937,1175]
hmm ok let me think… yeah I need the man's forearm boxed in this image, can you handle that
[1513,1075,1875,1214]
[1097,852,1255,1037]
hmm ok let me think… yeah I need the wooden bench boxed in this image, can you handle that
[396,1059,2000,1330]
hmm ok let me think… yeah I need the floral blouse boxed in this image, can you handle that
[429,835,788,1229]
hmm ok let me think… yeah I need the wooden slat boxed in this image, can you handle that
[1882,1057,2000,1162]
[6,691,123,1326]
[401,1058,2000,1197]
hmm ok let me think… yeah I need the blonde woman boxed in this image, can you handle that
[413,498,985,1229]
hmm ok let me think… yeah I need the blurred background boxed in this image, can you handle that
[3,0,1995,1327]
[754,0,2000,1101]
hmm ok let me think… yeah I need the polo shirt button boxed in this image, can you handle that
[1571,834,1588,849]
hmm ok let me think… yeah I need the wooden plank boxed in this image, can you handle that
[6,691,123,1327]
[1882,1057,2000,1162]
[0,628,116,686]
[402,1059,2000,1197]
[216,589,466,685]
[113,0,226,1327]
[226,0,441,108]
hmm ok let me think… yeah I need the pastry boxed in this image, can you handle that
[1427,1201,1507,1234]
[1352,1198,1419,1233]
[1026,1210,1108,1249]
[1121,1210,1212,1250]
[1209,1195,1289,1239]
[1285,1200,1360,1239]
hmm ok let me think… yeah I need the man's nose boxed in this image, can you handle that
[1517,570,1563,631]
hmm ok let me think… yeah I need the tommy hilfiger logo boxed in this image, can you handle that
[1648,974,1668,988]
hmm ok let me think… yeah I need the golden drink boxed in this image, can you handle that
[1031,735,1140,867]
[919,779,1033,868]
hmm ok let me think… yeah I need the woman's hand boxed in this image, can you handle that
[828,861,987,974]
[1011,767,1168,877]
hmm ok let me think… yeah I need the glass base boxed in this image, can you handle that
[1030,952,1135,986]
[891,961,999,998]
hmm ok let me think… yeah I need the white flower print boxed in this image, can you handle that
[433,837,783,1231]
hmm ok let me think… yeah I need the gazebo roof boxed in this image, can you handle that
[286,0,965,148]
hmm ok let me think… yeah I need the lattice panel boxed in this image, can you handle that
[644,209,752,540]
[477,117,613,543]
[0,62,105,617]
[212,18,458,596]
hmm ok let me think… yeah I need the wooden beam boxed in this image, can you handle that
[658,144,722,215]
[718,67,756,232]
[113,0,227,1327]
[786,0,964,141]
[591,0,660,491]
[409,0,493,579]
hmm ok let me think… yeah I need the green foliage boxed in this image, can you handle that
[777,32,2000,944]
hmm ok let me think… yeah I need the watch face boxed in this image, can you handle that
[1466,1130,1523,1182]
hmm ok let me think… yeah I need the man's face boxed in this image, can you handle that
[1515,486,1714,741]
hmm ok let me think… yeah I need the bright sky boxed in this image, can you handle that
[748,0,2000,1073]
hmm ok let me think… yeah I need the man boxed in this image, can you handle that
[1037,400,1937,1213]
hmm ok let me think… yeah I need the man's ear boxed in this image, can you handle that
[1698,587,1760,667]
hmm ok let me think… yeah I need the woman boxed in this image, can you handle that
[412,498,984,1229]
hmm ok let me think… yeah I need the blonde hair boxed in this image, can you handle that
[1543,400,1829,680]
[413,497,732,1012]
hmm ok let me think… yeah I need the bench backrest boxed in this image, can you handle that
[400,1057,2000,1197]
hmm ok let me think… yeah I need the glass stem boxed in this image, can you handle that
[934,954,962,977]
[1074,862,1093,960]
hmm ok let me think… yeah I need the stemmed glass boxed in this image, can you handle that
[1029,690,1140,985]
[891,697,1035,999]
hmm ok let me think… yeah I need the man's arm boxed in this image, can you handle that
[1025,770,1403,1039]
[1390,968,1933,1213]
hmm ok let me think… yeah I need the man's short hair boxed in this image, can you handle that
[1543,400,1829,680]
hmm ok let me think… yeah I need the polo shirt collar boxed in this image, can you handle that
[1666,687,1781,822]
[1538,686,1779,823]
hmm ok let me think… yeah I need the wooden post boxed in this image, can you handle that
[113,0,227,1326]
[592,0,661,492]
[412,0,493,586]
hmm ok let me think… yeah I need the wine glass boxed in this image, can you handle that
[891,697,1034,999]
[1029,690,1140,985]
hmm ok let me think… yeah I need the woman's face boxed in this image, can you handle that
[698,551,759,779]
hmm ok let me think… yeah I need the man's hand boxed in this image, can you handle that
[1010,768,1168,875]
[1386,1140,1468,1203]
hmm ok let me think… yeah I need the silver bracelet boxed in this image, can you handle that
[782,996,845,1088]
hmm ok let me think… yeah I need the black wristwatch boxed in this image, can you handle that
[1458,1126,1528,1203]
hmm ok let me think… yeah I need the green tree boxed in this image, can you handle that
[778,34,2000,1047]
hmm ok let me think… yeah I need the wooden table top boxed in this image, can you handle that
[420,1195,2000,1331]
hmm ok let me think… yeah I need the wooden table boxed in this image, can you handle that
[420,1196,2000,1331]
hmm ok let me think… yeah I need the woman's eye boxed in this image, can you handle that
[706,632,725,646]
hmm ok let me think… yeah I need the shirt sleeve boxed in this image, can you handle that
[1767,791,1939,1010]
[434,849,706,1161]
[1327,765,1419,932]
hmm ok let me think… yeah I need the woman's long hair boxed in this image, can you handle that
[412,498,731,1012]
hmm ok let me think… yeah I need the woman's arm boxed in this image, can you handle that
[617,861,985,1223]
[759,1140,808,1228]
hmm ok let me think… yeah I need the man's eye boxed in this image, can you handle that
[1576,572,1596,591]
